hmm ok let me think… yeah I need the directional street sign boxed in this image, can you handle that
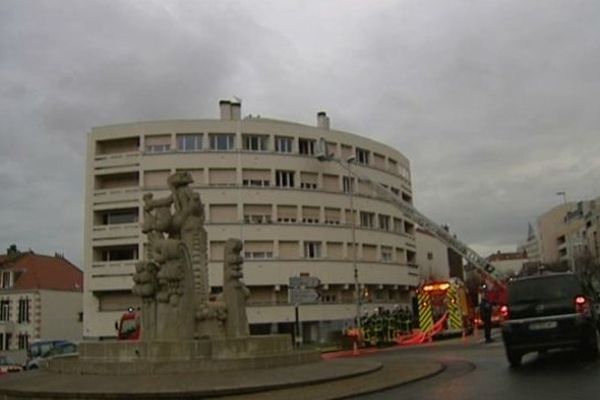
[289,288,320,305]
[289,275,321,305]
[289,276,320,289]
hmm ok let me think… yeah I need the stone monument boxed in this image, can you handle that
[49,171,318,375]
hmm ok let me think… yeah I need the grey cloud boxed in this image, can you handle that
[1,0,599,265]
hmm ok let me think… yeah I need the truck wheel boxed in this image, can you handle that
[506,347,522,367]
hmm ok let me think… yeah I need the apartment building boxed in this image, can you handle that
[534,198,600,268]
[0,245,83,350]
[84,100,418,341]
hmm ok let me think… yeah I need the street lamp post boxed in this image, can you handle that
[315,142,361,339]
[346,156,361,334]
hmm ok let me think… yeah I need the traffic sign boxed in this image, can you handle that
[289,276,320,288]
[289,288,320,305]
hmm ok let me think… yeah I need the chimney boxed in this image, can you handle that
[219,100,232,120]
[317,111,330,130]
[230,100,241,120]
[6,244,19,260]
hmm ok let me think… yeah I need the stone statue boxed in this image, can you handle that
[132,171,250,341]
[223,239,250,338]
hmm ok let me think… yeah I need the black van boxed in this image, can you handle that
[501,272,600,366]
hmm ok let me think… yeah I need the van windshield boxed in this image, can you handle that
[509,275,580,304]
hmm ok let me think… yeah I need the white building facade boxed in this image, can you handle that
[84,101,419,341]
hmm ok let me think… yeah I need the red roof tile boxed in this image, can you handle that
[0,252,82,291]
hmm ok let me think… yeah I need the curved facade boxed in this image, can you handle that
[83,101,418,340]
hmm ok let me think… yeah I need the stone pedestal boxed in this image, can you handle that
[48,335,320,375]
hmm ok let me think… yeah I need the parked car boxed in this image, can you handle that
[501,272,600,367]
[0,356,23,374]
[26,340,77,370]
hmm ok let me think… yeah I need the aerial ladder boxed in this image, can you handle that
[316,140,505,342]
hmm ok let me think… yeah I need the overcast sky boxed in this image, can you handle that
[1,0,599,267]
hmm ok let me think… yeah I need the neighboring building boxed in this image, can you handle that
[0,245,83,351]
[487,251,528,278]
[571,198,600,265]
[84,100,418,341]
[536,199,599,268]
[416,228,449,281]
[416,227,464,283]
[517,223,540,263]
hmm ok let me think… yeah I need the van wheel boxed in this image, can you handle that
[506,347,522,367]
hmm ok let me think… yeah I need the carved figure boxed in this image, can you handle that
[132,171,250,341]
[223,239,250,338]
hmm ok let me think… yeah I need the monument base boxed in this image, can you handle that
[48,335,320,375]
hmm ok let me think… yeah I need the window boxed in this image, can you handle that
[374,153,386,169]
[378,215,390,231]
[244,251,273,259]
[244,241,274,259]
[209,204,238,223]
[356,148,370,165]
[177,134,202,151]
[97,245,138,262]
[96,137,140,155]
[391,187,400,196]
[242,134,268,151]
[1,272,12,289]
[360,212,375,228]
[298,138,315,155]
[243,204,272,224]
[244,215,272,224]
[242,169,270,187]
[304,242,322,259]
[300,172,318,190]
[324,208,341,225]
[277,205,297,223]
[100,209,138,225]
[275,136,293,153]
[393,218,403,233]
[17,299,30,323]
[363,244,377,261]
[208,168,236,186]
[143,170,170,188]
[275,170,295,188]
[404,221,415,235]
[145,135,171,153]
[342,176,354,193]
[0,300,10,321]
[18,334,29,350]
[322,174,339,191]
[209,134,235,150]
[407,250,416,264]
[0,333,11,351]
[95,172,139,190]
[302,206,320,224]
[402,192,413,204]
[381,246,393,262]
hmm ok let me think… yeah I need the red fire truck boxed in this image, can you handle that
[115,308,140,340]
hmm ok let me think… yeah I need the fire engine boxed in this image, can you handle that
[416,278,474,338]
[115,307,140,340]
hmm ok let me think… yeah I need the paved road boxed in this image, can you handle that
[358,330,600,400]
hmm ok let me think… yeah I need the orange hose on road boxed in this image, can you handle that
[396,313,448,345]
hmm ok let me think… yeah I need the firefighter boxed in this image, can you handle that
[480,294,493,343]
[403,306,413,334]
[385,309,395,343]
